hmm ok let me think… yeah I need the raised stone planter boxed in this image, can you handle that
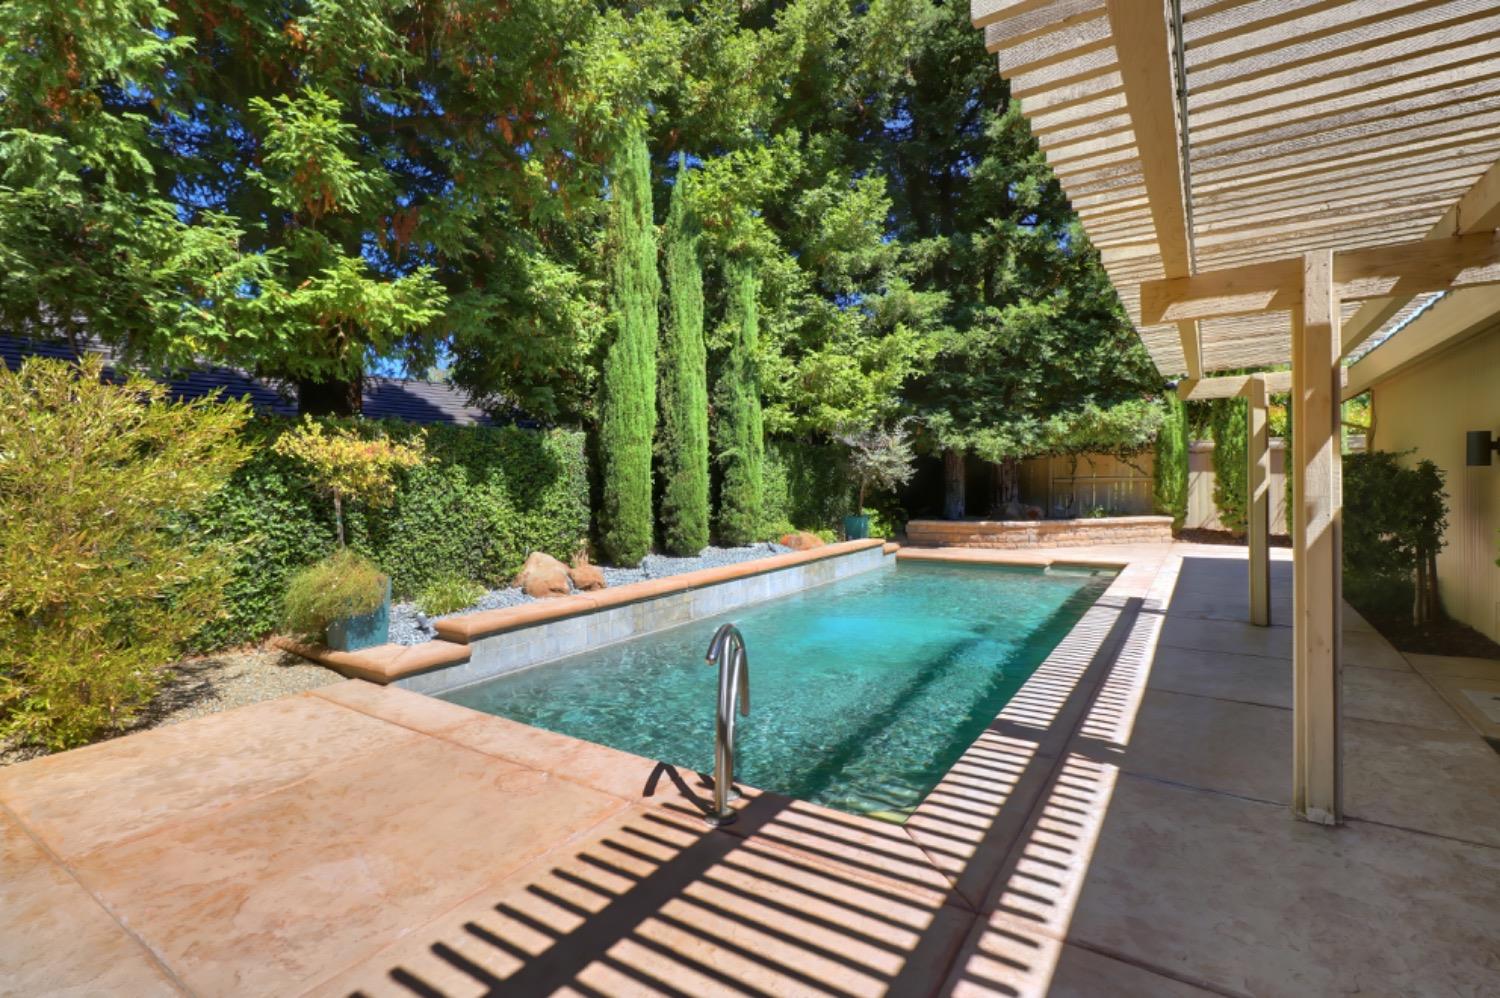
[905,515,1173,550]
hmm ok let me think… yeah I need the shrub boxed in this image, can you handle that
[272,417,425,548]
[1210,397,1248,534]
[416,574,486,617]
[1153,392,1188,530]
[191,419,588,649]
[0,358,250,749]
[1344,450,1448,626]
[283,549,388,636]
[762,438,855,535]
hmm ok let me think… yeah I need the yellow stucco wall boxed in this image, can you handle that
[1370,324,1500,643]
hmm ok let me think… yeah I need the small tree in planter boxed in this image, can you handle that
[273,419,424,649]
[836,420,917,539]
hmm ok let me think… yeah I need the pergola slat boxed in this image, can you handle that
[978,0,1500,379]
[1187,17,1500,106]
[1187,2,1487,90]
[978,0,1105,48]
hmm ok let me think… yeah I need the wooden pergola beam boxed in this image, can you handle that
[1341,159,1500,354]
[1344,285,1500,398]
[1139,228,1500,325]
[1105,0,1202,380]
[1178,368,1348,400]
[1291,250,1343,826]
[1246,375,1271,628]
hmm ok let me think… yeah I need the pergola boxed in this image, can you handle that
[973,0,1500,824]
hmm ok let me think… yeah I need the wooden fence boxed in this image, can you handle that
[1017,440,1319,536]
[1017,452,1156,518]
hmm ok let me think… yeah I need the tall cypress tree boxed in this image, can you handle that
[1153,392,1189,531]
[716,257,764,545]
[657,157,711,555]
[1211,397,1249,535]
[598,127,659,566]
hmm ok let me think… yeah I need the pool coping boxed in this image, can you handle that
[433,538,886,643]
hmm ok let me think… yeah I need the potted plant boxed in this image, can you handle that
[283,548,393,649]
[836,419,917,541]
[274,418,424,650]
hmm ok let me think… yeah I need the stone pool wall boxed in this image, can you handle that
[905,515,1173,550]
[395,539,891,695]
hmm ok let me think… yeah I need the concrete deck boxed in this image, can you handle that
[3,542,1497,996]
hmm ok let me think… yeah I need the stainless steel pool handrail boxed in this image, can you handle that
[704,623,750,826]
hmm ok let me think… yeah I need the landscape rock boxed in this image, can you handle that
[514,551,571,598]
[779,531,825,551]
[569,556,607,591]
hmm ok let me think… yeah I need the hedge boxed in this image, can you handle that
[762,439,857,536]
[192,417,588,649]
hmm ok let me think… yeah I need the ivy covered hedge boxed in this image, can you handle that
[762,439,856,536]
[192,417,588,649]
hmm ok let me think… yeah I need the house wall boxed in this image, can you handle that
[1370,324,1500,643]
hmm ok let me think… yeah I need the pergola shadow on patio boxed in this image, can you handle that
[4,542,1496,996]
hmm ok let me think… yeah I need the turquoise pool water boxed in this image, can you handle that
[442,562,1113,819]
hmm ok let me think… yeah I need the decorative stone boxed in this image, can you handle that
[514,551,571,598]
[779,531,825,551]
[569,558,606,592]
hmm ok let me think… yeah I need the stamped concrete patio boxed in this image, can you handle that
[3,542,1497,996]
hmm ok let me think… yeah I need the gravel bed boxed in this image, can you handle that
[0,647,342,768]
[390,542,794,646]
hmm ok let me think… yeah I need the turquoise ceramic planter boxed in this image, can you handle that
[326,578,391,651]
[843,514,871,540]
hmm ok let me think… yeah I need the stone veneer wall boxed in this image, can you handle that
[398,542,891,695]
[904,515,1173,550]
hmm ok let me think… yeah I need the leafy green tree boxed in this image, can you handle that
[883,6,1158,514]
[0,0,674,417]
[1211,397,1249,535]
[716,257,765,544]
[837,419,918,513]
[1154,393,1189,530]
[597,127,659,566]
[271,418,426,549]
[658,156,711,555]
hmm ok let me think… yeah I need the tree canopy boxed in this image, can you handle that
[1,0,1161,459]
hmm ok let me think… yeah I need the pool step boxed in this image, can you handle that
[271,636,471,685]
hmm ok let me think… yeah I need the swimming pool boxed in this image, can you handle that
[442,561,1114,819]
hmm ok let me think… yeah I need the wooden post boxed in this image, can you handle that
[1291,250,1343,825]
[1246,375,1271,627]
